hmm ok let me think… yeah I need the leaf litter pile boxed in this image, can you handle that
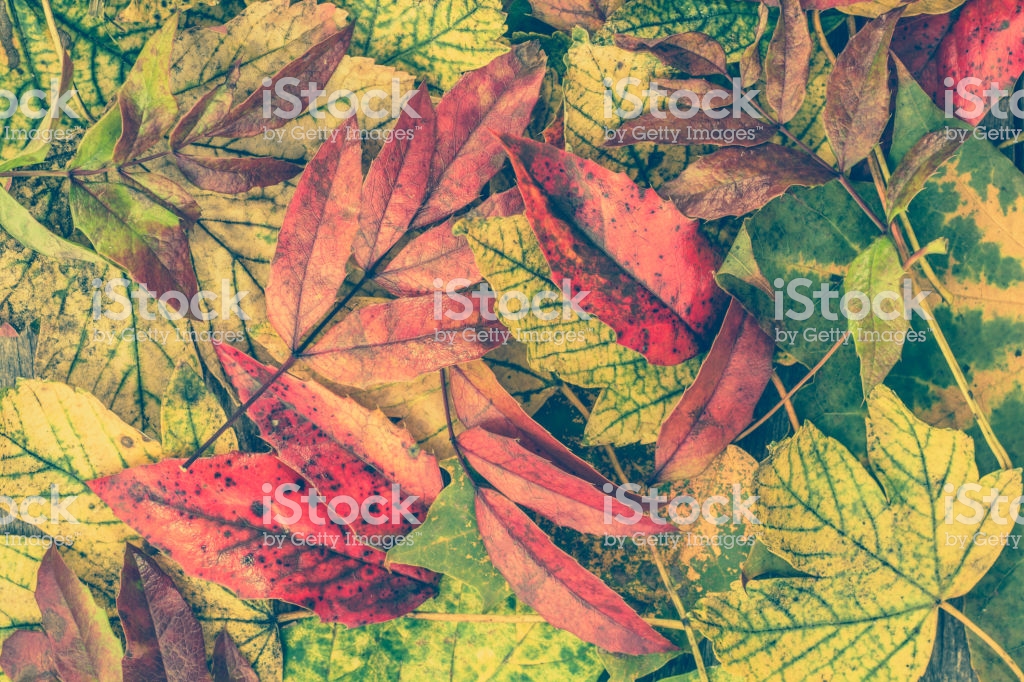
[0,0,1023,679]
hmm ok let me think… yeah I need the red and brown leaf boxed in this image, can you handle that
[614,33,728,76]
[0,631,59,682]
[448,361,609,487]
[266,117,361,350]
[88,454,439,626]
[412,43,547,228]
[212,631,259,682]
[355,83,437,268]
[118,545,213,682]
[475,488,676,655]
[174,154,303,194]
[653,301,774,482]
[765,0,812,124]
[207,25,354,139]
[303,294,504,388]
[502,134,728,365]
[459,427,664,535]
[34,547,123,682]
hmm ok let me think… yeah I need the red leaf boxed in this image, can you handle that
[118,545,213,682]
[355,84,436,268]
[373,219,483,296]
[34,547,123,682]
[411,43,547,228]
[303,294,504,388]
[88,455,438,626]
[654,301,774,482]
[208,25,354,138]
[174,154,302,194]
[214,342,442,516]
[894,0,1024,124]
[212,631,259,682]
[501,134,727,365]
[266,117,361,350]
[448,361,609,487]
[475,488,676,655]
[372,188,522,296]
[0,631,59,682]
[459,427,664,535]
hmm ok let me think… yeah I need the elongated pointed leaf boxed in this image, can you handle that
[460,427,664,535]
[613,33,728,76]
[118,545,213,682]
[660,144,834,219]
[174,154,303,194]
[34,547,123,682]
[884,130,962,222]
[266,117,361,350]
[113,19,179,163]
[213,631,259,682]
[448,361,609,487]
[89,454,439,626]
[69,181,198,300]
[355,84,436,268]
[824,7,904,170]
[502,134,727,365]
[765,0,812,123]
[475,488,676,655]
[411,43,547,228]
[304,294,504,388]
[654,301,774,482]
[208,25,354,139]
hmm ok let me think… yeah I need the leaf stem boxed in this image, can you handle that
[939,601,1024,681]
[738,331,850,441]
[405,611,689,630]
[812,11,837,64]
[770,371,800,431]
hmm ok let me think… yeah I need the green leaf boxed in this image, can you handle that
[160,362,237,457]
[845,238,910,396]
[455,213,699,446]
[281,578,605,681]
[597,0,762,60]
[0,185,116,268]
[387,461,509,610]
[596,648,680,682]
[694,386,1023,681]
[340,0,508,90]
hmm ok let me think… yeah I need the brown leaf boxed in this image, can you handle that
[174,154,303,194]
[34,547,123,682]
[118,545,213,682]
[0,631,59,682]
[653,300,774,482]
[208,25,354,139]
[212,631,259,682]
[660,144,834,219]
[528,0,624,31]
[475,488,676,655]
[765,0,812,123]
[824,7,905,170]
[613,33,728,76]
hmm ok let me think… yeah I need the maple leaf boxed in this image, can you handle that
[694,387,1023,680]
